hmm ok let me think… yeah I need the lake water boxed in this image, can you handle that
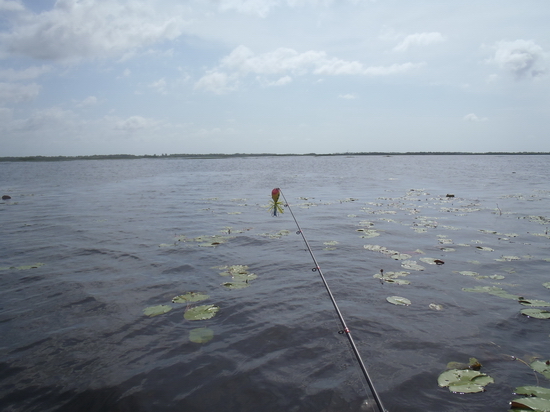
[1,155,549,412]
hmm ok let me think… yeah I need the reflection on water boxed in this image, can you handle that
[1,155,549,411]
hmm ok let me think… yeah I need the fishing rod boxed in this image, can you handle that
[272,188,387,412]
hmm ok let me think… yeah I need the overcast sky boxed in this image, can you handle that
[1,0,549,156]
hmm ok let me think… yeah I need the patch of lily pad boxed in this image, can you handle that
[0,263,45,271]
[172,292,210,303]
[184,304,219,321]
[218,264,257,289]
[462,286,520,300]
[143,304,173,317]
[438,358,494,394]
[189,327,214,343]
[374,270,410,285]
[386,296,411,306]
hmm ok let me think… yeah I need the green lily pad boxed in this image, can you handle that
[172,292,210,303]
[510,396,550,411]
[143,304,173,317]
[462,286,519,300]
[515,385,550,400]
[521,309,550,319]
[222,281,251,289]
[401,260,424,271]
[0,263,46,271]
[386,296,411,306]
[519,298,550,307]
[438,368,493,393]
[184,304,219,321]
[530,360,550,379]
[476,246,494,251]
[543,282,550,289]
[189,327,214,343]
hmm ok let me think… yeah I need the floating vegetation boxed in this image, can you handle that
[143,305,173,317]
[374,271,410,285]
[189,327,214,344]
[420,257,445,265]
[218,265,257,289]
[323,240,339,250]
[184,304,219,321]
[172,292,210,303]
[462,286,519,300]
[438,368,494,394]
[357,229,380,238]
[530,360,550,379]
[438,358,493,394]
[401,260,424,271]
[193,234,234,247]
[392,253,412,260]
[386,296,411,306]
[511,386,550,411]
[520,309,550,319]
[429,303,443,311]
[544,283,550,289]
[476,246,494,251]
[260,229,290,239]
[496,255,521,262]
[518,298,550,307]
[0,263,45,271]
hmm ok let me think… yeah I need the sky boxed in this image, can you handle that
[0,0,549,156]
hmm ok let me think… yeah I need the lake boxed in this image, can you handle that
[1,155,549,412]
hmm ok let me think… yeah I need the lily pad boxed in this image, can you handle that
[462,286,520,300]
[519,298,550,307]
[438,368,493,393]
[222,281,251,289]
[401,260,424,271]
[510,396,550,411]
[543,282,550,289]
[143,305,173,317]
[521,308,550,319]
[172,292,209,303]
[184,304,219,321]
[530,360,550,379]
[515,385,550,400]
[386,296,411,306]
[189,327,214,343]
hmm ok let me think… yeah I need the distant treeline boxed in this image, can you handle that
[1,152,549,162]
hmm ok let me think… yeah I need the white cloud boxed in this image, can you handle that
[75,96,98,108]
[0,65,51,81]
[338,93,356,99]
[463,113,488,122]
[114,115,159,131]
[490,39,547,79]
[196,45,423,92]
[268,75,292,86]
[0,82,41,103]
[393,32,445,52]
[0,0,189,62]
[149,78,168,94]
[195,71,238,94]
[0,0,24,12]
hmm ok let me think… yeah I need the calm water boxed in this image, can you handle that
[1,155,549,412]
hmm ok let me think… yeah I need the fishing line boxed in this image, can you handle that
[275,188,387,412]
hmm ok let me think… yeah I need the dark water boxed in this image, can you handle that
[1,155,549,412]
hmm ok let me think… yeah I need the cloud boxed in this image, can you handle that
[75,96,98,108]
[490,39,546,79]
[338,93,356,99]
[0,65,51,81]
[114,115,159,131]
[0,82,41,103]
[463,113,488,122]
[196,45,424,92]
[394,32,445,52]
[194,71,238,94]
[0,0,24,12]
[149,78,168,94]
[0,0,189,62]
